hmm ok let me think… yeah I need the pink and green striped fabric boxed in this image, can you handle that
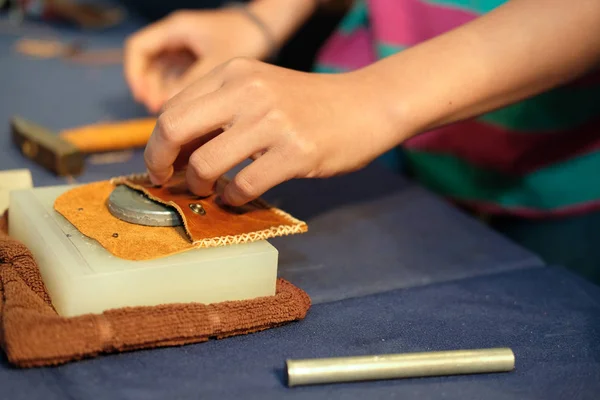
[313,0,600,218]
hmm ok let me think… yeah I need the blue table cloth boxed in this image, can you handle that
[1,12,599,399]
[3,266,600,400]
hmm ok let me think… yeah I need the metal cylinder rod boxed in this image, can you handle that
[286,348,515,387]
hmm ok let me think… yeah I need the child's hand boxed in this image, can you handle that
[143,58,405,206]
[123,9,273,113]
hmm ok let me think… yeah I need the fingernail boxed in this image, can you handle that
[187,182,214,198]
[219,194,231,206]
[147,170,169,185]
[223,187,243,207]
[147,171,161,185]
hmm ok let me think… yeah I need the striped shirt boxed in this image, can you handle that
[313,0,600,218]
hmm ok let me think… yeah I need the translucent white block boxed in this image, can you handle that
[0,169,32,213]
[8,185,278,317]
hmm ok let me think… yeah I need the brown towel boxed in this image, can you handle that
[0,211,311,368]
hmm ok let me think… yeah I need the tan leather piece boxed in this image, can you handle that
[112,171,308,247]
[54,181,194,260]
[0,212,311,368]
[53,173,307,260]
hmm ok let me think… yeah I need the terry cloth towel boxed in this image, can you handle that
[0,212,311,368]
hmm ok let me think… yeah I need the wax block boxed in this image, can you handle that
[0,169,32,213]
[8,185,278,317]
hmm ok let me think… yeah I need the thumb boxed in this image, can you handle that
[124,13,198,100]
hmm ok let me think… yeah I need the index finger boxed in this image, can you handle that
[160,57,230,112]
[144,85,238,185]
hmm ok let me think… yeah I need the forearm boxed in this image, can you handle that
[247,0,319,48]
[363,0,600,142]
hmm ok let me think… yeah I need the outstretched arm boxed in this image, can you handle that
[368,0,600,137]
[144,0,600,205]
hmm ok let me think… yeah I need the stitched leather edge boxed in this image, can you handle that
[110,172,308,247]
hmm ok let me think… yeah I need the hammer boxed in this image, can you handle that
[10,116,156,176]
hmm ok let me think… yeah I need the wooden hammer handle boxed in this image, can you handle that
[59,118,156,153]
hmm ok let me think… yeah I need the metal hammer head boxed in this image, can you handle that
[10,116,85,177]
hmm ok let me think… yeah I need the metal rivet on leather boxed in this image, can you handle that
[189,203,206,215]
